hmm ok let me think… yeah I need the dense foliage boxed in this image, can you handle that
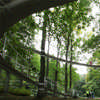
[0,0,100,97]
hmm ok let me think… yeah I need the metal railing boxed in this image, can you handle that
[1,36,99,97]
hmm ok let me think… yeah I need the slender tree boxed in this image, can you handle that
[65,32,70,96]
[37,10,48,96]
[46,33,51,79]
[69,38,73,89]
[54,38,60,96]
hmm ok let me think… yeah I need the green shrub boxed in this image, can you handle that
[95,89,100,97]
[9,87,31,96]
[0,86,31,96]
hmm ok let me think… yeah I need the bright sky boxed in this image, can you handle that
[74,3,100,74]
[33,2,100,75]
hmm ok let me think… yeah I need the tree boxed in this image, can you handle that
[83,68,100,96]
[69,38,73,89]
[60,0,93,95]
[37,10,48,96]
[0,15,38,93]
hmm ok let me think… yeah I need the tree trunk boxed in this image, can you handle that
[54,42,60,96]
[45,33,50,95]
[37,11,47,97]
[46,33,50,78]
[65,33,70,97]
[69,38,73,89]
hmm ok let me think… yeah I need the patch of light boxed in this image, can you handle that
[73,65,88,75]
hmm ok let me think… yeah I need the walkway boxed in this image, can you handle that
[0,96,100,100]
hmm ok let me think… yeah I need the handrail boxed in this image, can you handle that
[1,36,98,97]
[6,40,100,68]
[7,41,31,66]
[0,55,39,86]
[13,45,100,68]
[0,55,67,97]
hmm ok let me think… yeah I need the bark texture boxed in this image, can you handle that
[37,11,47,97]
[65,33,70,95]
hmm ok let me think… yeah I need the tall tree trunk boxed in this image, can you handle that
[45,33,50,95]
[65,33,70,97]
[46,14,51,79]
[37,11,47,97]
[46,33,50,78]
[54,42,60,96]
[69,38,73,89]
